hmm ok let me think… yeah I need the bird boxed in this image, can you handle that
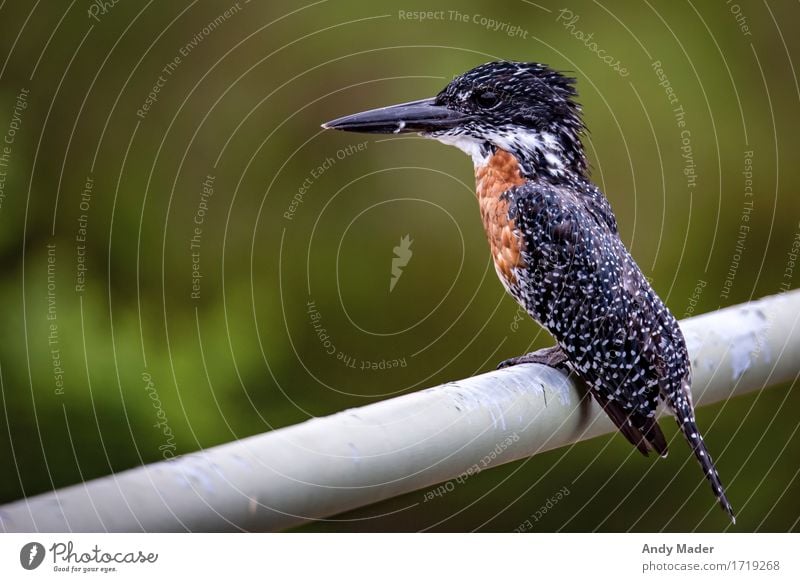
[322,60,735,523]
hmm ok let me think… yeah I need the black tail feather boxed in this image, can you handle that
[592,383,735,523]
[674,404,736,524]
[594,393,668,457]
[641,416,669,457]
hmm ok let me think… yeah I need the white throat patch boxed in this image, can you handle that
[430,129,566,178]
[430,133,489,166]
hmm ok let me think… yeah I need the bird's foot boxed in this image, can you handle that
[497,345,570,371]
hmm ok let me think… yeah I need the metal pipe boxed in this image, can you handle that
[2,290,798,532]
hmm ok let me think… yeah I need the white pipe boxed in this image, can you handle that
[2,290,799,532]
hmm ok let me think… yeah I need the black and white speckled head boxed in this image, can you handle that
[324,61,587,180]
[430,61,587,178]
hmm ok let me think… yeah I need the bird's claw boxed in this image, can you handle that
[497,345,570,371]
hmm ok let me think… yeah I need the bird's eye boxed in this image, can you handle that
[474,90,499,109]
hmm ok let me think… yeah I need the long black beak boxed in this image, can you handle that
[322,97,469,134]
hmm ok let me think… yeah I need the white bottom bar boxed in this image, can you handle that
[1,533,796,581]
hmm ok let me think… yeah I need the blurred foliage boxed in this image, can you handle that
[0,0,798,531]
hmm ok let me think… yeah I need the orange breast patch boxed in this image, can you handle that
[475,149,527,287]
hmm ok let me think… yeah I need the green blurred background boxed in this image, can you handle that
[0,0,798,531]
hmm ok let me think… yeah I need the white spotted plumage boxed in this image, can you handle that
[425,61,735,523]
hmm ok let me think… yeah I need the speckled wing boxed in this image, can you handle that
[506,180,683,455]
